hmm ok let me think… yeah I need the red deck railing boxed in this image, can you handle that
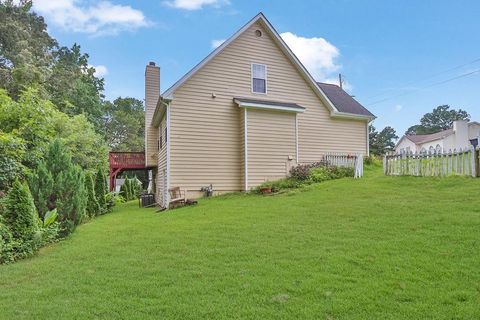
[109,152,147,191]
[109,152,146,169]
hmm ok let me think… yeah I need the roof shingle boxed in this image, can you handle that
[317,82,375,118]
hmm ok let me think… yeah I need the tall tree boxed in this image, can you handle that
[0,0,56,99]
[369,125,398,155]
[406,105,470,135]
[104,97,145,151]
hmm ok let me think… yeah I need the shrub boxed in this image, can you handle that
[289,161,329,180]
[290,164,311,181]
[3,180,39,243]
[258,163,355,194]
[0,215,15,264]
[85,172,100,217]
[120,177,130,200]
[94,168,108,213]
[309,167,334,183]
[30,140,87,237]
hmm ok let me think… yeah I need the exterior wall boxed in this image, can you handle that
[419,138,444,153]
[468,123,480,140]
[246,109,296,189]
[145,65,160,167]
[156,116,167,206]
[169,22,368,196]
[396,137,419,154]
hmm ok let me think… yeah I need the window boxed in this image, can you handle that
[165,127,167,143]
[159,135,163,150]
[252,64,266,94]
[435,144,442,153]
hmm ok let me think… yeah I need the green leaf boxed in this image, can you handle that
[43,209,58,228]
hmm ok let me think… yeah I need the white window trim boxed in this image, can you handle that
[251,63,267,95]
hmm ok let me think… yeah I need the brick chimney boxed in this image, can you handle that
[145,61,160,167]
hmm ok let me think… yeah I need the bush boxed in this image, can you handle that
[30,140,86,237]
[85,172,100,217]
[257,163,354,194]
[95,168,108,214]
[289,161,328,180]
[3,180,39,243]
[0,215,15,264]
[309,167,335,183]
[1,180,39,260]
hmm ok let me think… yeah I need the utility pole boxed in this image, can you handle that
[339,73,343,89]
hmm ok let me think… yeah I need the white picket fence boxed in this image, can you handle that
[323,153,364,178]
[384,146,479,177]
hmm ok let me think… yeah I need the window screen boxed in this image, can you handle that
[252,64,266,93]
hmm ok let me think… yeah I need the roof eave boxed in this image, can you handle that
[330,111,375,121]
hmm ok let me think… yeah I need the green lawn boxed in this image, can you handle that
[1,165,480,319]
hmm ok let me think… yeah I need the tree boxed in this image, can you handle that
[53,113,108,171]
[369,125,398,155]
[406,105,470,135]
[85,172,100,217]
[3,179,38,243]
[30,140,86,236]
[47,44,105,127]
[94,168,108,214]
[104,97,145,151]
[0,0,57,99]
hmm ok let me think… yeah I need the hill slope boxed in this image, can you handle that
[1,165,479,319]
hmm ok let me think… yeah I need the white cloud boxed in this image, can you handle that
[89,65,108,77]
[394,104,403,112]
[211,39,225,49]
[163,0,229,10]
[33,0,149,36]
[280,32,340,82]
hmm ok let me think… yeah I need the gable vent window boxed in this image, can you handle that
[252,64,267,94]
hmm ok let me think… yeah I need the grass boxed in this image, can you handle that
[1,164,480,319]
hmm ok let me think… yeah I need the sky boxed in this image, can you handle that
[33,0,480,136]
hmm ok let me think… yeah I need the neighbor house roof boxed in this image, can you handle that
[160,12,374,121]
[405,129,454,145]
[316,83,375,118]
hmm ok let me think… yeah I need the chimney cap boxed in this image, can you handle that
[148,61,156,66]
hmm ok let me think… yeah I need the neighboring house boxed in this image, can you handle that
[395,120,480,154]
[144,13,375,207]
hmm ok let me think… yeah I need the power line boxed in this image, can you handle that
[366,68,480,106]
[363,57,480,102]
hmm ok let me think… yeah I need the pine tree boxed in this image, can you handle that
[120,177,130,201]
[30,139,86,236]
[94,168,107,214]
[85,172,100,217]
[28,161,53,219]
[3,180,38,243]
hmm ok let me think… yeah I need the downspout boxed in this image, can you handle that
[244,108,248,191]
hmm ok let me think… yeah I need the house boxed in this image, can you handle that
[395,120,480,154]
[144,13,375,207]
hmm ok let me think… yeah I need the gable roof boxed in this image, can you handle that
[406,129,454,144]
[317,83,375,117]
[161,12,374,121]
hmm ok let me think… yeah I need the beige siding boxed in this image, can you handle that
[169,21,367,195]
[156,117,167,205]
[145,65,160,167]
[247,109,296,188]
